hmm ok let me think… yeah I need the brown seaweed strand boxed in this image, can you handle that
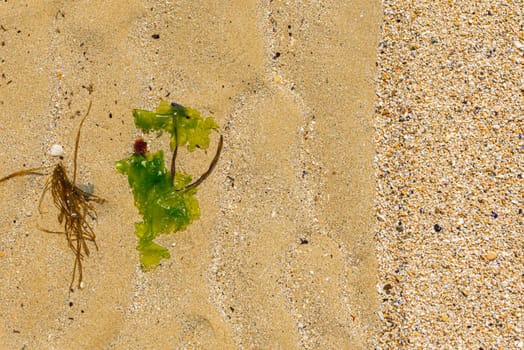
[185,134,223,190]
[39,163,103,289]
[170,124,179,184]
[72,100,92,185]
[0,167,48,183]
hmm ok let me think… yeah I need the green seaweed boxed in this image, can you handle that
[116,101,220,268]
[133,100,218,151]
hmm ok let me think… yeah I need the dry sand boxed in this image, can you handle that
[375,1,523,349]
[0,1,381,349]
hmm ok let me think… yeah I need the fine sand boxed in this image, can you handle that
[0,1,381,349]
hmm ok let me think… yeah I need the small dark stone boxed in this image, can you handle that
[434,224,442,232]
[152,34,160,39]
[491,211,498,218]
[299,238,308,245]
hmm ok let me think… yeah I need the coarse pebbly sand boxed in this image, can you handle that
[374,1,523,349]
[0,0,522,349]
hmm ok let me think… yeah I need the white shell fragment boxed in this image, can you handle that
[49,144,64,157]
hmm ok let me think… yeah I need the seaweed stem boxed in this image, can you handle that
[0,167,48,183]
[184,134,223,190]
[170,124,178,184]
[73,100,92,184]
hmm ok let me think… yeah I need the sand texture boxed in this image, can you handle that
[375,1,523,349]
[0,1,381,349]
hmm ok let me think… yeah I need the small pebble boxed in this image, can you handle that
[433,224,442,232]
[49,144,64,157]
[484,251,498,261]
[377,311,385,321]
[77,183,95,195]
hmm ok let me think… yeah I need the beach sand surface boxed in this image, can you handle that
[0,1,381,349]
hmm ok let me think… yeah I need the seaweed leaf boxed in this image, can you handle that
[117,101,220,268]
[133,100,218,151]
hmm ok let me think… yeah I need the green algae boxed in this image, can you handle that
[116,101,220,268]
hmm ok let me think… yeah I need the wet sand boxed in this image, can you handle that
[0,1,381,349]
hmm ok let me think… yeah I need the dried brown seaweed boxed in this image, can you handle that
[0,167,47,182]
[0,101,104,291]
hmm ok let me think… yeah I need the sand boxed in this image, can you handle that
[0,1,381,349]
[375,1,523,349]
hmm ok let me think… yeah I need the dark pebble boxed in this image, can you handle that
[434,224,442,232]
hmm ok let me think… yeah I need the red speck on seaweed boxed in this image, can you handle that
[134,138,147,155]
